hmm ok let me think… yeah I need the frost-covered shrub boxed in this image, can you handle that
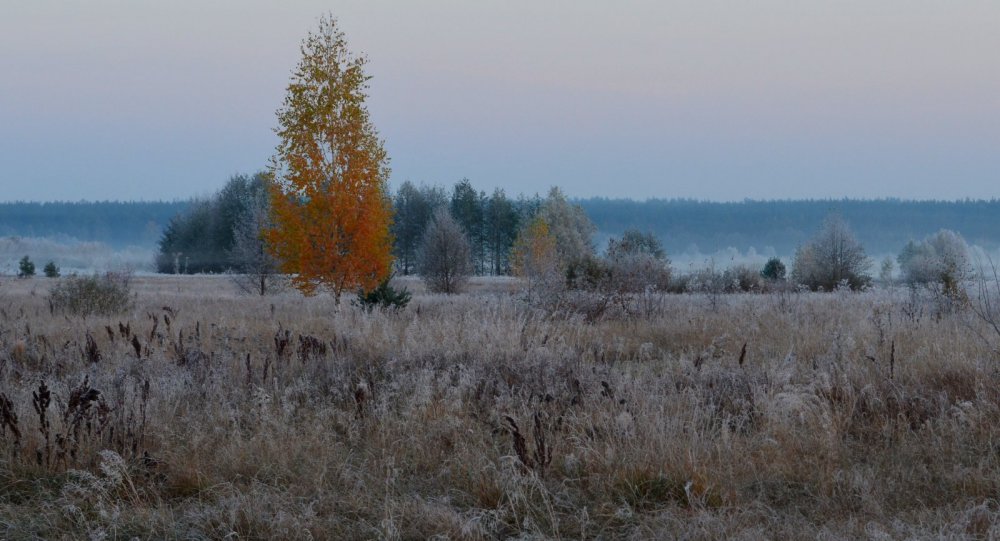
[687,264,728,295]
[601,229,671,294]
[49,271,133,316]
[555,231,672,321]
[685,263,763,294]
[724,264,763,292]
[616,253,672,293]
[898,229,971,295]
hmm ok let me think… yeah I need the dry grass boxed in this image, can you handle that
[0,275,999,539]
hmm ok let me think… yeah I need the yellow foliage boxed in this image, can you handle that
[512,217,558,280]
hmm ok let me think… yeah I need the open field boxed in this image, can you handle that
[1,275,1000,539]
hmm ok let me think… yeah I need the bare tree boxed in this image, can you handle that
[970,256,1000,348]
[879,256,895,286]
[418,208,472,294]
[228,188,283,295]
[792,214,871,291]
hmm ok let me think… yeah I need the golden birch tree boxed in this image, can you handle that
[267,15,393,301]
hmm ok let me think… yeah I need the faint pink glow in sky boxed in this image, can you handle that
[1,1,998,201]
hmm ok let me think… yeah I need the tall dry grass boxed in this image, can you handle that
[0,275,998,539]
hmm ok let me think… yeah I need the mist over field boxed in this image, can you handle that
[0,236,155,276]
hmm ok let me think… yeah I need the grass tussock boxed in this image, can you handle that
[0,275,998,538]
[47,271,134,316]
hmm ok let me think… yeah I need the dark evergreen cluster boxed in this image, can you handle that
[760,257,786,281]
[391,179,540,277]
[353,275,412,311]
[17,255,34,278]
[155,173,270,274]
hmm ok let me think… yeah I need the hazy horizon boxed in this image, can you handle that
[3,194,1000,205]
[2,1,998,202]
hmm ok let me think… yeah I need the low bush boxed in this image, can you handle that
[355,276,411,311]
[723,264,763,292]
[49,271,134,316]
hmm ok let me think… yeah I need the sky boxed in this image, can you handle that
[1,0,999,202]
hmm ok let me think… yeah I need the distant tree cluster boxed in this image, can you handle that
[12,255,59,278]
[382,178,554,294]
[153,173,589,297]
[148,13,980,301]
[156,173,270,274]
[391,178,539,279]
[782,219,973,295]
[511,188,596,299]
[403,183,589,294]
[152,169,981,302]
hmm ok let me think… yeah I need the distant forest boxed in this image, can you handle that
[579,198,1000,256]
[2,198,999,259]
[0,201,189,248]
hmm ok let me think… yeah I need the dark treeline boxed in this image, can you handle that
[0,201,189,247]
[580,198,1000,255]
[6,192,1000,272]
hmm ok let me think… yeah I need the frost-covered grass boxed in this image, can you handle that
[0,276,999,539]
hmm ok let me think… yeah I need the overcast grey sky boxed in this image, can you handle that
[1,1,998,202]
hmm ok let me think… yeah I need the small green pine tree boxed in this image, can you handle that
[43,261,60,278]
[354,275,411,311]
[17,256,35,278]
[761,257,786,281]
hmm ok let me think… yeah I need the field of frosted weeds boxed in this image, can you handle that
[1,275,999,539]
